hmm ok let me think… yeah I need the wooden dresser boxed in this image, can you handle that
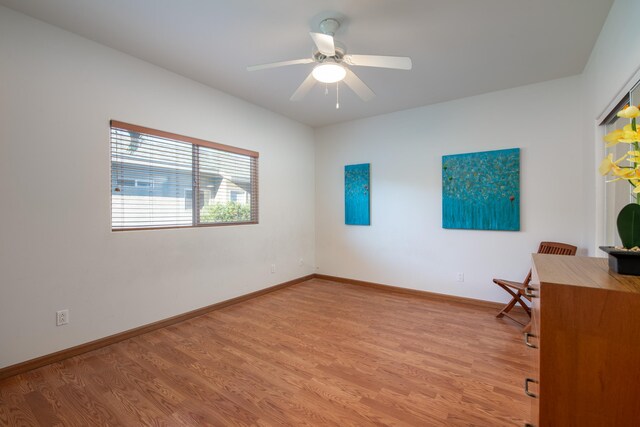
[525,254,640,426]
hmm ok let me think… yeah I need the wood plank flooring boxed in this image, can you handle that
[0,279,532,426]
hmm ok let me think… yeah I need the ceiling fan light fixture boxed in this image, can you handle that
[312,63,346,83]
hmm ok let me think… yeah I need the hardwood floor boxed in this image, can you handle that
[0,279,532,426]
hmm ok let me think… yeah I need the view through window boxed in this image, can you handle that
[110,121,258,230]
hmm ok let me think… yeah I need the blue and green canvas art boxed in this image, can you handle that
[345,163,370,225]
[442,148,520,231]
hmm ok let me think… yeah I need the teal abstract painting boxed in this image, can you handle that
[345,163,370,225]
[442,148,520,231]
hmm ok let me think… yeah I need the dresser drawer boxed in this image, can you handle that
[526,262,541,426]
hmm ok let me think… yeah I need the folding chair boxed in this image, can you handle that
[494,241,577,327]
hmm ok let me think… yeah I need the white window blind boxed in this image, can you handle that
[110,120,258,231]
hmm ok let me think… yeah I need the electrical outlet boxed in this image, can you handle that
[56,309,69,326]
[270,264,276,273]
[456,273,464,282]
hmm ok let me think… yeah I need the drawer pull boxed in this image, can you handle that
[524,332,538,349]
[524,286,537,298]
[524,377,538,398]
[525,424,535,427]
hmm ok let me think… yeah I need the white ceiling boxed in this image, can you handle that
[1,0,613,127]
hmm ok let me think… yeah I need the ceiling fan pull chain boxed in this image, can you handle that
[325,84,329,96]
[336,82,340,109]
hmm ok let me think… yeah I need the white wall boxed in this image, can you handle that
[315,76,585,303]
[0,7,316,368]
[582,0,640,254]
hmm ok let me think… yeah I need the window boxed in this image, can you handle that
[184,189,211,210]
[602,95,631,246]
[135,179,154,188]
[111,120,258,230]
[230,190,246,203]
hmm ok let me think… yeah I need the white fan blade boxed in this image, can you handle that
[343,54,412,70]
[343,69,375,101]
[290,72,316,101]
[247,58,313,72]
[309,32,335,56]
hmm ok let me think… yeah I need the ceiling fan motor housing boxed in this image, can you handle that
[313,45,345,63]
[319,18,340,36]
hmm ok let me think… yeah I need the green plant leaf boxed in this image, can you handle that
[617,203,640,248]
[200,201,250,223]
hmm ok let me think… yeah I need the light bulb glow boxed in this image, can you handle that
[312,63,346,83]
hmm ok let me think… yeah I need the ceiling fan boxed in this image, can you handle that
[247,18,412,106]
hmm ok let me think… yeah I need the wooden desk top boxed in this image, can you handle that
[532,254,640,294]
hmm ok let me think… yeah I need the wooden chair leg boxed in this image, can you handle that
[497,296,519,318]
[495,284,531,318]
[515,293,531,317]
